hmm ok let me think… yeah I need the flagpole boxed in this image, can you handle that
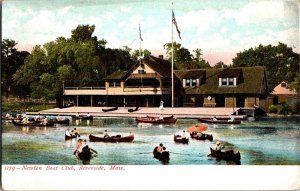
[171,9,174,108]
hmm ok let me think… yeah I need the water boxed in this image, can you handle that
[2,116,300,165]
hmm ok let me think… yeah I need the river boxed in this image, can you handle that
[2,116,300,165]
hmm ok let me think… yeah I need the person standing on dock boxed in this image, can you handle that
[159,100,164,110]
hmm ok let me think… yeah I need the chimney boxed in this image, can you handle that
[158,55,164,59]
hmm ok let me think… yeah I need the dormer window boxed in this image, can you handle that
[184,78,199,87]
[191,79,197,86]
[186,79,190,87]
[219,77,236,87]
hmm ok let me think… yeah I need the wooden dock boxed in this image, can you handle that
[26,107,251,119]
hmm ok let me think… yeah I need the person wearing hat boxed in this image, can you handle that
[104,129,109,138]
[215,141,224,152]
[157,143,163,153]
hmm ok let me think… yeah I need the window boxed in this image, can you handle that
[115,82,121,87]
[220,78,236,86]
[191,79,197,86]
[228,78,234,86]
[109,81,121,87]
[138,70,145,74]
[109,82,114,87]
[221,78,227,86]
[186,79,190,87]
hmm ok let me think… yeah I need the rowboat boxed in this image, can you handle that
[190,132,213,141]
[153,146,169,161]
[136,115,176,123]
[102,107,118,112]
[89,134,134,142]
[199,118,241,124]
[128,106,139,112]
[53,118,70,124]
[72,115,93,120]
[12,120,55,127]
[209,147,241,162]
[173,135,189,144]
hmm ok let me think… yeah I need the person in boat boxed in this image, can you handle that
[157,143,164,153]
[228,117,234,122]
[162,146,168,153]
[65,128,72,137]
[73,128,80,137]
[74,139,83,155]
[104,129,109,138]
[215,141,224,153]
[42,117,48,125]
[197,131,203,138]
[87,113,91,117]
[22,117,29,124]
[5,113,10,118]
[213,116,217,121]
[181,130,188,138]
[76,112,80,117]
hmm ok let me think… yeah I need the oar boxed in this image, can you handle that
[138,152,153,155]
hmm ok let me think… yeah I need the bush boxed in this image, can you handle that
[268,105,278,113]
[291,101,300,114]
[278,104,291,115]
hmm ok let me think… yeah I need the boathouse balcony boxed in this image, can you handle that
[64,87,106,95]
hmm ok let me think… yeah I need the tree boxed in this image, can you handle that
[164,42,192,69]
[232,43,299,92]
[1,39,30,98]
[131,49,151,61]
[13,24,135,105]
[192,48,211,69]
[214,61,228,68]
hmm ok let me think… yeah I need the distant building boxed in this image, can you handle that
[271,81,299,105]
[63,56,269,110]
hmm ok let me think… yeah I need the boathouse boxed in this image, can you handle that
[63,55,269,110]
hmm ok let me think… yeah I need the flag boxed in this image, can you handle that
[139,24,143,41]
[172,10,181,40]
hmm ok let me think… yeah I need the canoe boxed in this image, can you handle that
[136,115,176,123]
[102,107,118,112]
[76,145,96,161]
[54,118,70,124]
[2,116,22,121]
[199,118,241,124]
[209,147,241,162]
[12,120,55,127]
[89,134,134,142]
[128,106,139,112]
[173,135,189,144]
[190,132,213,141]
[72,115,93,120]
[153,146,169,161]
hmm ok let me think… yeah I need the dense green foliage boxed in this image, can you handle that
[163,42,210,69]
[12,24,135,104]
[232,43,299,92]
[1,39,30,98]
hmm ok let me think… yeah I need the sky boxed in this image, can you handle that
[2,0,299,65]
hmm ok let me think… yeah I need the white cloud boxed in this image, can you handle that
[103,12,115,21]
[58,6,73,16]
[222,1,284,25]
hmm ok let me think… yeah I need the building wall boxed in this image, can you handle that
[225,97,236,107]
[244,97,259,108]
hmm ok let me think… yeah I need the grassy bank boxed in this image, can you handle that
[1,101,56,113]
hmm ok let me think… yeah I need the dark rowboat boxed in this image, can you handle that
[54,118,70,124]
[128,106,139,112]
[89,134,134,142]
[199,118,241,124]
[12,120,55,127]
[190,132,213,141]
[75,145,97,161]
[153,146,169,161]
[72,115,93,120]
[136,115,176,123]
[173,135,189,144]
[102,107,118,112]
[209,147,241,162]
